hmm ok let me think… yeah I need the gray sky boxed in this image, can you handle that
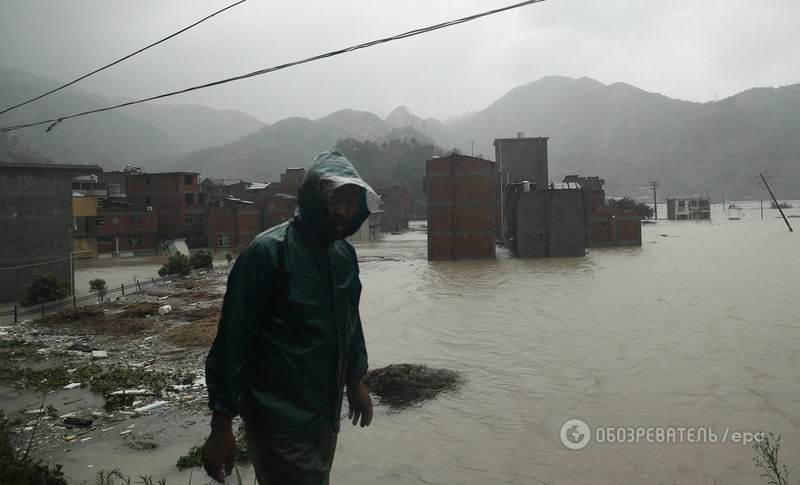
[1,0,798,123]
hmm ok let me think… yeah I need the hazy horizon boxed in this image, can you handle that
[2,0,799,123]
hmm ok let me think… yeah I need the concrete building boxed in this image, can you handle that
[375,184,411,232]
[494,136,549,187]
[425,154,498,260]
[90,200,159,255]
[506,182,586,258]
[72,194,99,257]
[207,197,260,251]
[667,197,711,220]
[590,209,643,247]
[125,172,207,247]
[0,162,101,303]
[264,193,298,229]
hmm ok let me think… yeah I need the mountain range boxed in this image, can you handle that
[2,66,798,200]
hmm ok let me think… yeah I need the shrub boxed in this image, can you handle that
[158,253,191,277]
[189,249,213,269]
[89,278,107,297]
[21,272,69,307]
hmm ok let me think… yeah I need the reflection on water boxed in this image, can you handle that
[341,206,799,484]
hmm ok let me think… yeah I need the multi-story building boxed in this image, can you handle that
[207,197,260,251]
[125,172,207,247]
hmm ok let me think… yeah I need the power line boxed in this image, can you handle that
[0,0,547,134]
[0,0,247,117]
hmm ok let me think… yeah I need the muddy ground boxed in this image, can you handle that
[1,267,232,484]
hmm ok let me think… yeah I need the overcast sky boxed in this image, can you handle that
[1,0,798,123]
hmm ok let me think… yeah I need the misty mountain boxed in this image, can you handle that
[446,76,800,199]
[173,109,436,180]
[0,66,264,170]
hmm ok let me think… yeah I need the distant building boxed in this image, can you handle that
[666,197,711,220]
[347,211,384,243]
[590,209,642,247]
[72,194,99,257]
[125,172,207,247]
[207,197,260,251]
[264,193,298,229]
[90,200,159,254]
[494,136,549,240]
[375,184,411,232]
[425,154,498,260]
[0,162,101,303]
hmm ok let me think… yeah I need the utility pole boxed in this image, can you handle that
[470,139,475,157]
[760,173,792,232]
[648,181,659,220]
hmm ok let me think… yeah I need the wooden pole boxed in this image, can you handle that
[760,173,792,232]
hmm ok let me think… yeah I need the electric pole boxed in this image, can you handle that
[648,181,659,220]
[760,173,793,232]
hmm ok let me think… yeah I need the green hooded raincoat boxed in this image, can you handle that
[205,151,375,438]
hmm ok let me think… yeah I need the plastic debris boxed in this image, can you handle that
[64,417,94,428]
[158,305,172,315]
[63,382,81,390]
[64,434,78,442]
[91,350,108,359]
[134,401,167,413]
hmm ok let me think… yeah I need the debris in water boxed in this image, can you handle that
[364,363,463,409]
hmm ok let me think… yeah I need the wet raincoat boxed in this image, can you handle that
[205,151,376,438]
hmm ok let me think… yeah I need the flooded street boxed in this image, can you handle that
[338,204,799,484]
[10,203,799,484]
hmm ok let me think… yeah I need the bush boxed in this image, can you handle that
[89,278,107,297]
[21,272,69,307]
[189,249,213,269]
[158,253,191,277]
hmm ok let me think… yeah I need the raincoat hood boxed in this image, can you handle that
[296,151,378,246]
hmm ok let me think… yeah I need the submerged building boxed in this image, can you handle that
[425,154,498,260]
[666,197,711,220]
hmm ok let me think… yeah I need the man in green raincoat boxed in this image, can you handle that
[202,151,375,484]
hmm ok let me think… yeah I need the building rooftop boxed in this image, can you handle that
[0,161,102,173]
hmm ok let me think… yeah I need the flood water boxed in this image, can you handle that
[336,202,799,484]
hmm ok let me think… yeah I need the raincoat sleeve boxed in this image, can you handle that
[345,245,368,384]
[205,247,269,416]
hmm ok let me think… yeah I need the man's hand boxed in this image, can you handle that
[346,378,373,427]
[202,413,236,483]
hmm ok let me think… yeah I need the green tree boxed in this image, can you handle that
[158,254,192,277]
[189,249,213,270]
[21,272,69,307]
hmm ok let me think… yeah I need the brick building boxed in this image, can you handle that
[125,172,207,247]
[207,197,260,251]
[90,201,159,254]
[425,154,498,260]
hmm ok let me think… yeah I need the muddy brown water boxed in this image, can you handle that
[12,202,800,484]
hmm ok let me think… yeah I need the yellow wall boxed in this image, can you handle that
[72,196,97,217]
[73,238,97,258]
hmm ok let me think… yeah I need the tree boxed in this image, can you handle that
[158,254,192,277]
[21,273,69,307]
[189,249,213,270]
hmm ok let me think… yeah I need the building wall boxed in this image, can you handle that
[126,172,206,247]
[207,202,260,251]
[376,184,411,232]
[89,210,159,253]
[508,189,586,258]
[264,194,298,229]
[494,137,549,187]
[0,164,99,303]
[426,155,497,260]
[591,210,642,247]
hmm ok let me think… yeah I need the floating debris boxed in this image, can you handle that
[364,364,463,409]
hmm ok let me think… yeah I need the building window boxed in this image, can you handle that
[678,200,685,210]
[112,216,119,225]
[199,193,206,205]
[196,213,205,225]
[185,193,194,205]
[184,175,194,185]
[130,214,143,227]
[145,197,152,206]
[107,183,121,196]
[95,216,105,226]
[218,235,230,248]
[185,213,194,225]
[145,175,151,185]
[129,235,141,247]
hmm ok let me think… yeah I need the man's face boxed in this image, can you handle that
[327,184,361,238]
